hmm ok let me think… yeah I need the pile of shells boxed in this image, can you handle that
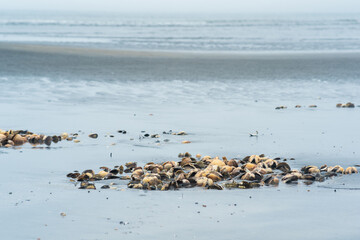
[336,102,355,108]
[0,129,78,147]
[66,153,358,191]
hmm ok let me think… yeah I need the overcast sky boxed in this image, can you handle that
[1,0,360,13]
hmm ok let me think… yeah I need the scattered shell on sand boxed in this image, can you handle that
[275,106,287,110]
[176,131,187,135]
[66,153,358,191]
[182,140,191,144]
[336,102,355,108]
[89,133,98,139]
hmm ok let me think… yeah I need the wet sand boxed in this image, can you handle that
[1,42,360,239]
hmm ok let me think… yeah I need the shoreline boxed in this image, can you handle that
[2,41,360,81]
[2,41,360,58]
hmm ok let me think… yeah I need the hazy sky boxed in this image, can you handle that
[1,0,360,13]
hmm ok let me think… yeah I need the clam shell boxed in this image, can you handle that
[12,134,26,146]
[44,136,52,146]
[89,133,98,139]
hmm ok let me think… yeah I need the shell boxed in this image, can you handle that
[125,162,137,169]
[44,136,52,146]
[248,155,260,164]
[12,134,27,146]
[345,167,358,174]
[61,133,69,140]
[0,134,7,143]
[244,163,257,171]
[196,177,214,187]
[89,133,98,139]
[206,172,222,182]
[227,159,238,167]
[277,162,291,172]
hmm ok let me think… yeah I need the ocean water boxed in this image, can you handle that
[0,11,360,51]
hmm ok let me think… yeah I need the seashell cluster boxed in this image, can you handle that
[336,102,355,108]
[66,153,358,191]
[0,129,80,147]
